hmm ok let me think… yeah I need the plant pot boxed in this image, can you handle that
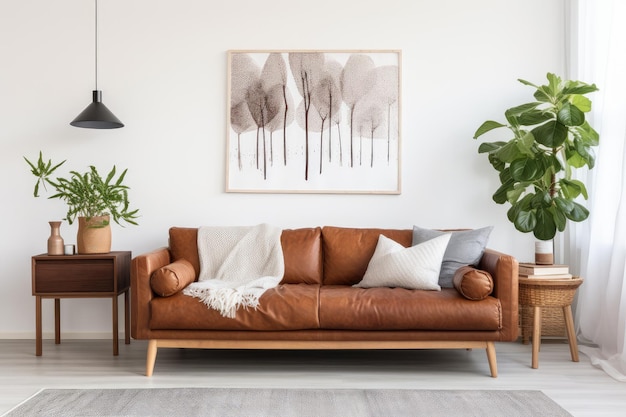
[534,240,554,265]
[77,215,111,254]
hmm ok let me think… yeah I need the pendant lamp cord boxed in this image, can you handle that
[94,0,98,91]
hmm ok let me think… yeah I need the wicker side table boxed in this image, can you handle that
[518,277,583,369]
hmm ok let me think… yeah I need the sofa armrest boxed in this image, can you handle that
[131,247,171,339]
[478,248,519,341]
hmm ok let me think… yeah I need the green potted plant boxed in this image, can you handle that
[25,151,139,254]
[472,73,599,245]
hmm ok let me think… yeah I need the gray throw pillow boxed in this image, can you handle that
[412,226,494,288]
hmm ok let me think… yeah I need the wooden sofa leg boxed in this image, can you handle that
[146,339,158,377]
[486,341,498,378]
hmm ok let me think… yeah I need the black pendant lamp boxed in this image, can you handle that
[70,0,123,129]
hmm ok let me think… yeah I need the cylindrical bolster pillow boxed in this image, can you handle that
[453,265,494,301]
[150,259,196,297]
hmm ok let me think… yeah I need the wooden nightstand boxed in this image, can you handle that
[518,277,583,369]
[31,251,131,356]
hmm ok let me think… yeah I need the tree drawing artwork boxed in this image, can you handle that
[228,51,400,194]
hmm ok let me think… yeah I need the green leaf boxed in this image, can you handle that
[499,167,512,183]
[584,147,595,169]
[554,196,574,213]
[551,205,568,232]
[115,168,128,186]
[510,158,541,181]
[507,193,534,222]
[534,207,557,240]
[558,178,587,200]
[495,141,523,163]
[531,190,552,208]
[533,88,552,103]
[505,103,542,127]
[506,188,524,205]
[493,177,515,204]
[560,178,588,199]
[23,155,37,172]
[562,80,599,95]
[566,149,587,168]
[506,182,530,205]
[518,78,539,89]
[507,102,541,114]
[566,201,590,222]
[574,121,599,146]
[570,95,592,112]
[535,152,557,175]
[474,121,506,138]
[488,153,506,171]
[532,121,568,147]
[478,141,506,154]
[514,209,536,233]
[104,165,116,185]
[546,73,563,96]
[573,137,596,168]
[557,102,585,126]
[517,109,553,126]
[515,131,535,156]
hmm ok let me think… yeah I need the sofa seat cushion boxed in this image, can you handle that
[319,286,501,331]
[150,284,320,331]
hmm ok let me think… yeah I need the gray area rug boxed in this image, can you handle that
[5,388,571,417]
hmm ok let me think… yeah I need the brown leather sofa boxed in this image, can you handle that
[131,226,519,377]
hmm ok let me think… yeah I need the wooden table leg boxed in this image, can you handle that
[35,296,42,356]
[54,298,61,345]
[124,290,130,345]
[112,295,119,356]
[532,306,542,369]
[563,305,579,362]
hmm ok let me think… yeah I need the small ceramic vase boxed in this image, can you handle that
[47,221,64,255]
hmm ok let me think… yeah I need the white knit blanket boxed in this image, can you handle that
[183,224,284,318]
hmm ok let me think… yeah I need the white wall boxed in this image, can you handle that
[0,0,565,338]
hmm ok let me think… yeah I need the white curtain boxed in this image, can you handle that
[564,0,626,381]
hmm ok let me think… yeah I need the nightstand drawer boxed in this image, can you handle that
[34,260,114,293]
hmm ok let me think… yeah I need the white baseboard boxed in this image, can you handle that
[0,332,128,340]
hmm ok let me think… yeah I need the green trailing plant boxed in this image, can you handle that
[472,73,599,240]
[24,151,139,228]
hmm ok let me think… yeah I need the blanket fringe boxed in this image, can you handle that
[185,287,260,319]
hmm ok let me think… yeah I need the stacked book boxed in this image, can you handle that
[518,263,572,279]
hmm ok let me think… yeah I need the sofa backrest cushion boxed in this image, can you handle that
[168,227,323,285]
[280,227,323,285]
[322,226,412,285]
[169,227,200,277]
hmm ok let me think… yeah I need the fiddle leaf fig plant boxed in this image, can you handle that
[472,73,599,240]
[24,151,139,228]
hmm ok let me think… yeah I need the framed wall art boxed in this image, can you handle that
[226,50,401,194]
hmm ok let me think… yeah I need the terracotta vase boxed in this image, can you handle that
[47,221,64,255]
[77,215,112,254]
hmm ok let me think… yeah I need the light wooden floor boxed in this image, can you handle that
[1,338,624,416]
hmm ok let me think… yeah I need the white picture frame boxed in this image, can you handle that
[226,50,401,194]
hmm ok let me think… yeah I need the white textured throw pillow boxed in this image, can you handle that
[354,234,451,290]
